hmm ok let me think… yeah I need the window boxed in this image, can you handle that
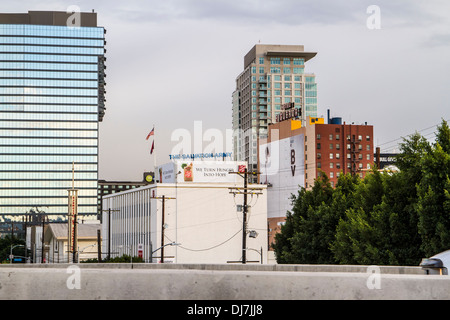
[294,90,301,96]
[270,57,280,65]
[336,144,340,150]
[317,134,321,140]
[367,154,370,160]
[330,153,333,159]
[284,83,291,89]
[270,67,281,74]
[336,153,340,159]
[317,153,321,159]
[251,66,256,74]
[347,144,351,150]
[366,135,371,141]
[329,143,333,150]
[330,162,334,168]
[330,172,334,178]
[336,134,340,140]
[317,143,321,150]
[293,58,304,65]
[317,162,321,168]
[283,67,291,74]
[259,57,264,64]
[367,145,371,151]
[283,58,290,65]
[274,82,281,89]
[259,67,264,74]
[284,75,291,81]
[358,135,362,141]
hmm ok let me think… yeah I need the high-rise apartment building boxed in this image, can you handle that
[0,11,106,221]
[232,44,317,181]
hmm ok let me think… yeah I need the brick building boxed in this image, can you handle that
[259,110,374,254]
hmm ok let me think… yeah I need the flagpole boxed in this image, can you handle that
[153,124,156,170]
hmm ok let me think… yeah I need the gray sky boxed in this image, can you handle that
[3,1,450,180]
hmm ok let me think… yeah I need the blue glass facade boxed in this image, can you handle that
[0,23,106,220]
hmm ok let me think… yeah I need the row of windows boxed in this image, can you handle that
[0,121,97,129]
[317,143,371,151]
[0,198,97,207]
[0,112,97,121]
[271,82,302,89]
[0,180,97,188]
[0,129,97,138]
[0,163,97,171]
[0,78,97,87]
[0,189,97,198]
[317,134,371,141]
[0,53,99,63]
[0,171,97,180]
[317,152,371,160]
[0,61,98,71]
[0,146,97,154]
[0,205,98,215]
[270,75,302,82]
[268,57,304,65]
[0,45,104,55]
[0,96,97,105]
[0,70,98,79]
[269,67,304,74]
[270,90,302,96]
[0,137,97,146]
[0,25,104,39]
[0,36,104,47]
[0,105,98,114]
[0,87,98,96]
[0,155,97,163]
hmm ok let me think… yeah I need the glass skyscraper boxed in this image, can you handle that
[0,11,106,221]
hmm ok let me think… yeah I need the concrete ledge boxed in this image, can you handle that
[0,264,446,300]
[0,263,425,274]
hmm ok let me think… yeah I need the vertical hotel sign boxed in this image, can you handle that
[68,162,78,262]
[68,189,78,256]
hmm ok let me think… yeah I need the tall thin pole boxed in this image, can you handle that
[153,124,156,170]
[161,194,165,263]
[242,170,248,264]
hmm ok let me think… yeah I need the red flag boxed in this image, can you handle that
[146,127,154,140]
[150,140,154,154]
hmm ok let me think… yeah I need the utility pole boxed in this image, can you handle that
[97,229,102,262]
[150,195,175,263]
[229,167,262,264]
[101,208,119,260]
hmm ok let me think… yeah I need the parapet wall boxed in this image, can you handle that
[0,263,448,300]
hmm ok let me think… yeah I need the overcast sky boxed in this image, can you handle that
[4,1,450,180]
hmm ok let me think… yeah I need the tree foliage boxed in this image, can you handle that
[273,119,450,266]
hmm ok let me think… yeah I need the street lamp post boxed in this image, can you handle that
[10,244,24,264]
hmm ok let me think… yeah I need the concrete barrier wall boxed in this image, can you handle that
[0,264,448,300]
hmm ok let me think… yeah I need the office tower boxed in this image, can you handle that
[232,44,317,181]
[0,11,106,221]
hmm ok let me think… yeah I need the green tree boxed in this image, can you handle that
[417,140,450,257]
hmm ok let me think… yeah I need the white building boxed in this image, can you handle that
[43,223,102,263]
[102,161,268,264]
